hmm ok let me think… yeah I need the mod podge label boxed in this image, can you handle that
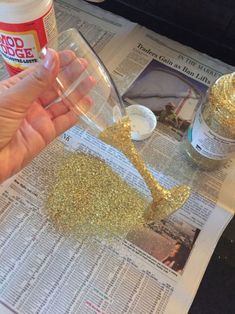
[0,5,56,76]
[0,31,39,70]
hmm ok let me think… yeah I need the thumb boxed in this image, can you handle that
[3,49,59,113]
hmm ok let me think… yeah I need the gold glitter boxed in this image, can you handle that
[99,116,191,222]
[206,72,235,138]
[184,72,235,170]
[46,153,148,239]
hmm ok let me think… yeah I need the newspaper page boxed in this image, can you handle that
[108,26,235,213]
[0,2,234,314]
[54,0,138,62]
[0,125,232,314]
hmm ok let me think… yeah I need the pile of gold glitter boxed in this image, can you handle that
[46,116,190,239]
[46,152,148,239]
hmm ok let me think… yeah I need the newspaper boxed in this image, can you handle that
[0,1,234,314]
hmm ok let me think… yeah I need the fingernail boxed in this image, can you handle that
[80,58,88,68]
[89,75,96,85]
[43,48,55,70]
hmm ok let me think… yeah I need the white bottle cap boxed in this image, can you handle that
[126,104,157,141]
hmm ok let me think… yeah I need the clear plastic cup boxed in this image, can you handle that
[41,28,126,135]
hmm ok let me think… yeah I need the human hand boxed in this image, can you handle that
[0,49,95,183]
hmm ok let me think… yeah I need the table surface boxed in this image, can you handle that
[97,0,235,66]
[190,216,235,314]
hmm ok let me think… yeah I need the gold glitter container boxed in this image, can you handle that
[185,72,235,170]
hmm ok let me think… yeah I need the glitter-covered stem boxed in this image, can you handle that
[99,116,191,222]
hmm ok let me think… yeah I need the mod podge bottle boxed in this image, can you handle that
[0,0,57,76]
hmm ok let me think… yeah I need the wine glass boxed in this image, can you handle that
[41,28,190,222]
